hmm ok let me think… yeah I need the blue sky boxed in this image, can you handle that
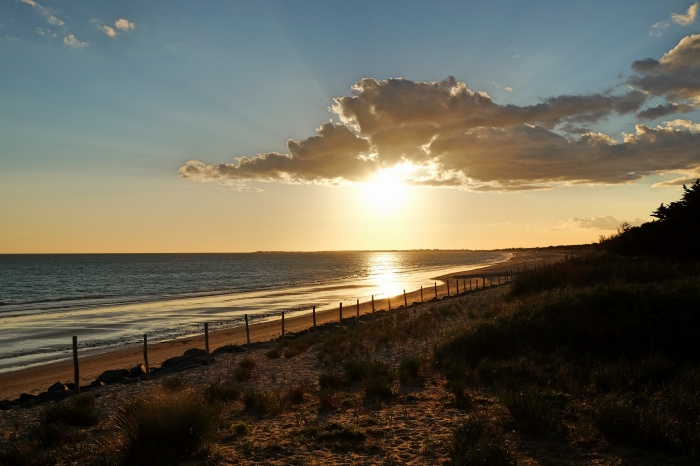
[1,1,699,252]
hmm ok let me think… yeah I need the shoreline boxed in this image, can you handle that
[0,250,562,400]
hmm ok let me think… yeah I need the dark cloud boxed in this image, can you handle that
[629,34,700,101]
[637,102,696,119]
[180,35,700,192]
[179,123,375,185]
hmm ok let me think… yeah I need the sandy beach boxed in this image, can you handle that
[0,250,562,401]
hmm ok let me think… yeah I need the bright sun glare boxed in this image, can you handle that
[361,169,408,213]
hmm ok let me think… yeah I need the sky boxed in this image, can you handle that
[1,0,700,253]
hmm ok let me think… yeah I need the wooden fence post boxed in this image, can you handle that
[388,295,391,311]
[72,336,79,393]
[281,311,285,338]
[143,334,150,380]
[420,286,424,303]
[245,314,251,353]
[339,302,343,323]
[434,282,438,299]
[204,322,210,364]
[403,290,407,307]
[447,281,450,296]
[312,305,317,331]
[356,299,360,319]
[371,295,375,313]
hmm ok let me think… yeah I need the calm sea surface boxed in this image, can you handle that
[0,251,508,372]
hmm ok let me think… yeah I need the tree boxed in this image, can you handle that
[600,179,700,260]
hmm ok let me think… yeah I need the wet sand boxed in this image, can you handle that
[0,250,562,400]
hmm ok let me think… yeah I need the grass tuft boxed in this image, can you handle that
[115,390,220,466]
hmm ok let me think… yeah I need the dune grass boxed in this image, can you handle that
[437,253,700,456]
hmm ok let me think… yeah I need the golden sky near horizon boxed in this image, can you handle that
[2,1,699,253]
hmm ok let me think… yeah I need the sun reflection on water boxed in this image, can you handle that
[368,252,404,298]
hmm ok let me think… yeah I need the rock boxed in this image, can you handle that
[96,369,130,384]
[47,382,69,392]
[184,348,207,357]
[213,344,245,354]
[37,391,70,402]
[18,393,37,405]
[161,355,195,368]
[0,399,16,410]
[90,381,106,388]
[129,364,147,378]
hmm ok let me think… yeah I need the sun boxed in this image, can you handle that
[361,169,408,212]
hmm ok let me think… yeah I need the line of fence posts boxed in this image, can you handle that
[67,268,531,389]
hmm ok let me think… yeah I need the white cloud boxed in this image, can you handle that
[664,119,700,131]
[63,34,87,48]
[672,2,698,26]
[650,21,669,36]
[95,18,136,37]
[47,15,63,26]
[114,18,135,31]
[101,26,117,37]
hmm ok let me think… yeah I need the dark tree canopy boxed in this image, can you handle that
[601,180,700,260]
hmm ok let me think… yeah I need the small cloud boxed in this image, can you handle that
[19,0,37,6]
[508,46,519,59]
[568,216,644,230]
[47,15,63,26]
[101,25,117,37]
[95,18,136,37]
[650,21,669,36]
[114,18,135,31]
[672,2,698,25]
[63,34,87,48]
[652,173,700,187]
[492,81,513,92]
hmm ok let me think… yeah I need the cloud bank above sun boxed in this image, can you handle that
[179,34,700,192]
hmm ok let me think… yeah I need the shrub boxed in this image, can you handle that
[318,370,344,390]
[40,394,100,427]
[205,382,242,402]
[286,384,306,404]
[161,376,187,391]
[32,394,100,447]
[115,391,220,466]
[242,388,282,415]
[447,417,516,466]
[316,388,337,410]
[235,357,257,382]
[500,387,553,433]
[0,441,55,466]
[361,361,395,399]
[398,356,421,385]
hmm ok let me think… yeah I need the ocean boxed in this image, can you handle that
[0,251,508,372]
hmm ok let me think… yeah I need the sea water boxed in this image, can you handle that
[0,251,508,372]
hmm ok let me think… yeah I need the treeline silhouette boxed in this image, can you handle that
[600,179,700,260]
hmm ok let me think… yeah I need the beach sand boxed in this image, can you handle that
[0,250,563,401]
